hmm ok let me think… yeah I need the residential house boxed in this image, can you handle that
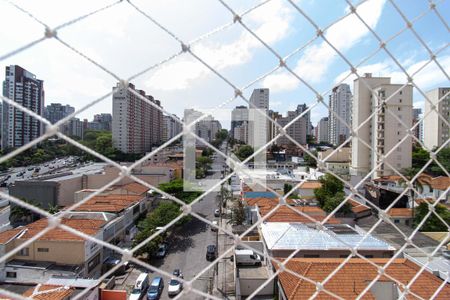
[275,258,450,299]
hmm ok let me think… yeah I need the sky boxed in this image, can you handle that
[0,0,449,128]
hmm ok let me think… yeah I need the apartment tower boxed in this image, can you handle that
[112,82,163,154]
[2,65,44,150]
[423,87,450,150]
[351,74,412,180]
[328,83,352,146]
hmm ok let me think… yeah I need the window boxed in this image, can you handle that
[18,247,29,256]
[37,248,49,252]
[304,254,320,258]
[394,219,400,224]
[398,107,401,111]
[364,255,374,258]
[399,99,402,103]
[399,91,402,95]
[6,272,17,278]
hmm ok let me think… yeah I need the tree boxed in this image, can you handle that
[414,202,450,232]
[283,183,293,195]
[215,129,228,142]
[236,145,254,161]
[306,134,315,145]
[313,174,351,215]
[322,192,352,214]
[231,200,246,225]
[10,199,42,225]
[303,150,317,168]
[159,179,201,204]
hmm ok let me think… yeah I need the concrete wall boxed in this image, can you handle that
[238,278,274,297]
[57,176,84,206]
[270,249,393,258]
[13,239,86,265]
[9,181,58,209]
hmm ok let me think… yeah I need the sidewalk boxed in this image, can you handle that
[213,198,236,299]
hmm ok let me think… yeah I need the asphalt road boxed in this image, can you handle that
[122,147,227,299]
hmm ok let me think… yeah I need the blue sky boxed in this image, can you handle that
[0,0,449,128]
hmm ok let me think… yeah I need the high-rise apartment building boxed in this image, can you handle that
[317,117,329,143]
[275,104,309,146]
[93,113,112,131]
[196,116,222,143]
[162,114,182,142]
[112,83,163,154]
[328,83,352,146]
[296,104,312,136]
[2,65,44,150]
[248,88,269,148]
[268,110,282,143]
[423,87,450,150]
[44,103,75,124]
[231,106,248,140]
[351,74,412,179]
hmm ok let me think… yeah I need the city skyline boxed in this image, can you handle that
[0,0,448,125]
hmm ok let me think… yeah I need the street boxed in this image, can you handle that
[118,147,227,299]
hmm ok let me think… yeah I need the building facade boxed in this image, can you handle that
[44,103,75,124]
[275,104,309,146]
[412,108,422,143]
[231,106,248,140]
[2,65,44,150]
[317,117,329,143]
[328,83,352,146]
[93,113,112,131]
[351,74,412,179]
[248,89,269,148]
[162,114,182,142]
[112,82,163,154]
[423,87,450,150]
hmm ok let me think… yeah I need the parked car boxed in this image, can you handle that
[214,209,220,217]
[211,220,218,232]
[129,272,149,300]
[206,245,217,261]
[147,277,164,300]
[155,243,168,258]
[173,269,184,279]
[168,278,183,296]
[103,257,127,276]
[235,249,262,266]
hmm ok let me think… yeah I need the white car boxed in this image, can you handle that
[211,220,218,231]
[168,278,183,296]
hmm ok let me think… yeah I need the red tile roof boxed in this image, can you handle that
[1,218,105,242]
[373,175,403,183]
[113,182,149,195]
[23,284,75,300]
[348,199,371,214]
[259,206,340,224]
[75,194,143,213]
[0,228,23,244]
[297,181,322,189]
[274,258,450,299]
[387,208,413,218]
[431,176,450,190]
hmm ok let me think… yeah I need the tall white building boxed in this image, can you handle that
[2,65,45,150]
[351,74,413,180]
[112,82,163,154]
[328,83,352,146]
[248,88,269,148]
[231,106,248,140]
[317,117,329,143]
[423,87,450,150]
[162,114,182,142]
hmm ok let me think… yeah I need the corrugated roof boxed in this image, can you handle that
[261,222,394,251]
[74,194,143,213]
[23,284,74,300]
[274,258,450,299]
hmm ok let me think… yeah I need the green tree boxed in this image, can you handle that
[215,129,228,142]
[283,183,293,195]
[322,192,352,214]
[159,179,201,204]
[236,145,254,161]
[303,150,317,168]
[314,174,344,207]
[231,200,246,225]
[10,199,42,225]
[414,202,450,232]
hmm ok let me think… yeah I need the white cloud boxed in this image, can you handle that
[263,0,386,91]
[146,0,294,91]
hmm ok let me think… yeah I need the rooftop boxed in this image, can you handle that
[274,258,450,299]
[261,222,394,251]
[243,191,278,199]
[112,182,149,195]
[23,284,75,300]
[74,194,143,213]
[258,206,340,224]
[0,218,105,243]
[387,208,413,218]
[297,181,322,189]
